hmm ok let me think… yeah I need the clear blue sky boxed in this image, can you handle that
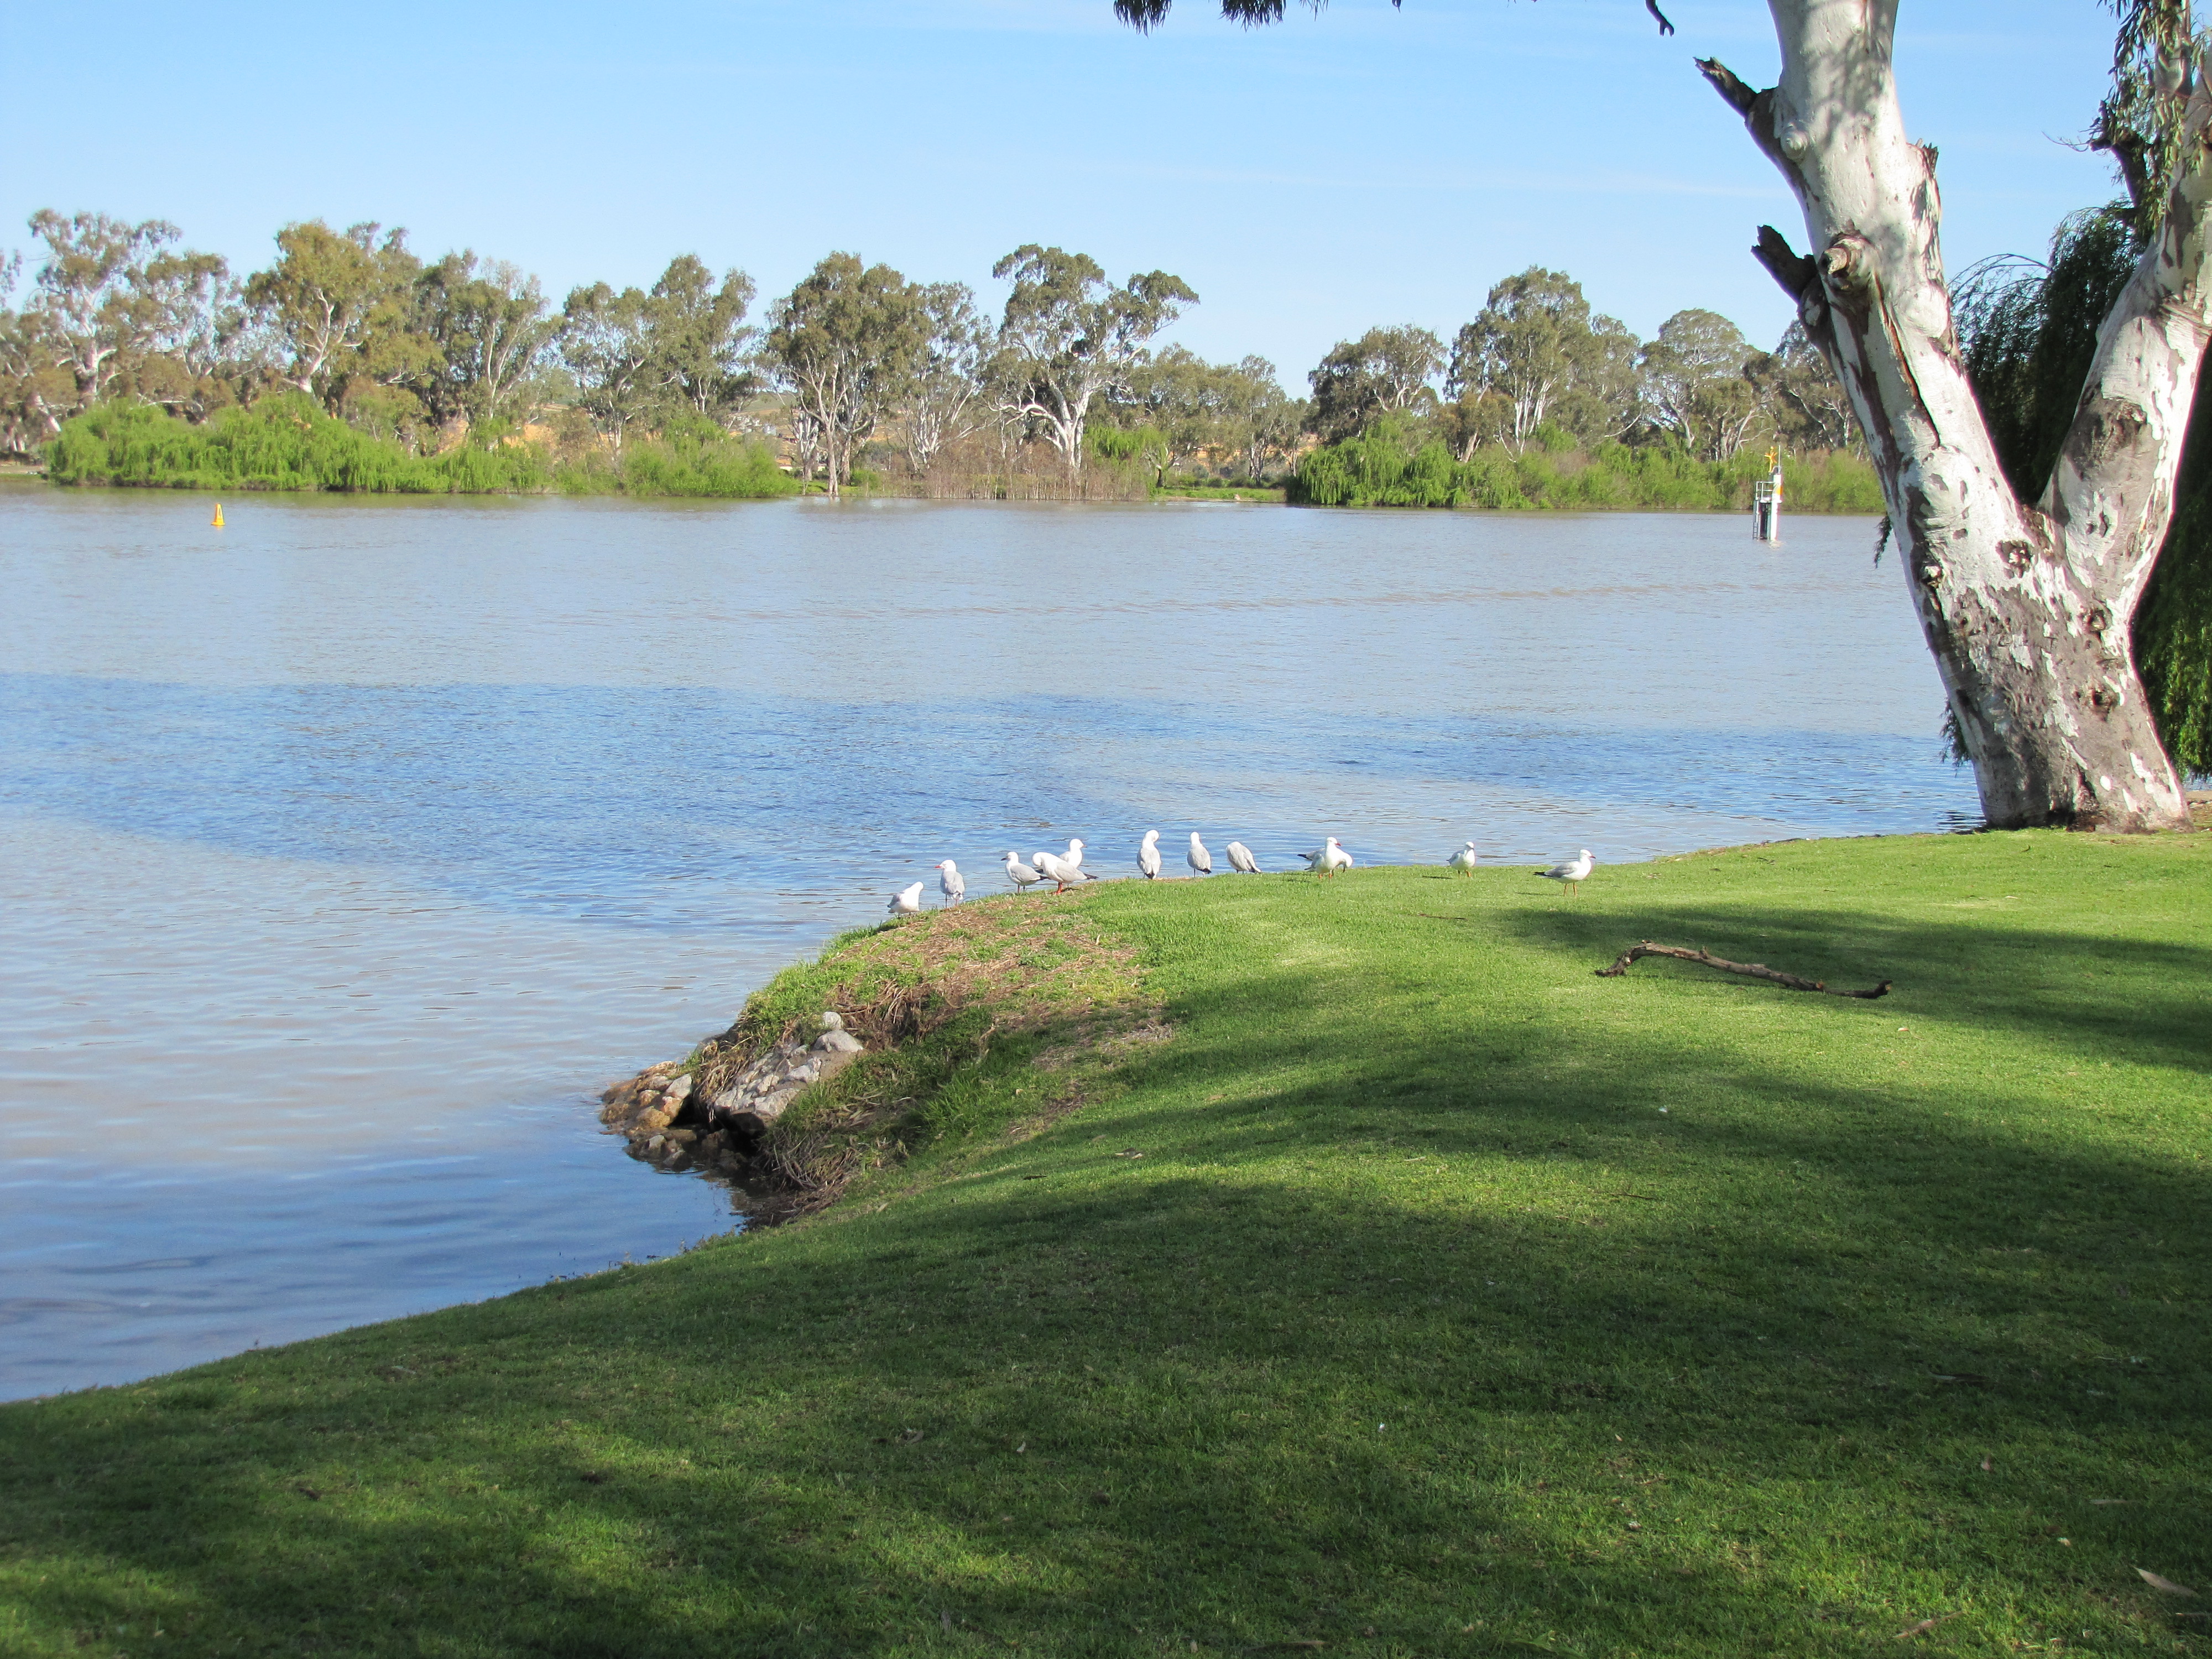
[4,0,2118,381]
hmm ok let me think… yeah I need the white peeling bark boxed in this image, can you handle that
[1708,0,2200,830]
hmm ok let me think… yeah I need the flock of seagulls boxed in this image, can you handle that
[891,834,1598,914]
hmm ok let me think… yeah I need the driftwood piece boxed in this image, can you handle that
[1595,941,1892,999]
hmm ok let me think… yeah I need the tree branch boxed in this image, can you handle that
[1751,225,1818,300]
[1593,942,1893,999]
[1695,56,1759,117]
[2044,64,2212,597]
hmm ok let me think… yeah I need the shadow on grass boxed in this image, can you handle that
[6,879,2209,1656]
[6,1025,2209,1655]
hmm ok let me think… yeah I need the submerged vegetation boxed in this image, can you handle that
[45,397,549,494]
[2,831,2207,1655]
[1290,415,1882,513]
[43,398,795,499]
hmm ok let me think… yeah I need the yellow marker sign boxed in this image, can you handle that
[211,503,225,528]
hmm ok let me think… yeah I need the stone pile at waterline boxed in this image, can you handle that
[598,1011,865,1178]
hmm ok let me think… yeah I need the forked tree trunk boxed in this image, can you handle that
[1704,0,2203,831]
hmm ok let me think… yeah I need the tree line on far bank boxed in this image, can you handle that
[0,208,1872,509]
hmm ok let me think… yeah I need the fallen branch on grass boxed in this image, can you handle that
[1594,942,1892,999]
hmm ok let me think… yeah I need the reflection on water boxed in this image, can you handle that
[0,491,1976,1399]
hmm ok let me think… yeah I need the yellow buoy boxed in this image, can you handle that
[212,503,225,528]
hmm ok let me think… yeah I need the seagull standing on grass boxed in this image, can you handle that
[935,859,965,906]
[1225,840,1261,874]
[1448,842,1480,875]
[1302,838,1353,877]
[1034,849,1089,893]
[1138,830,1162,880]
[1187,832,1214,877]
[889,882,925,916]
[1004,851,1044,893]
[1061,837,1087,874]
[1536,848,1596,896]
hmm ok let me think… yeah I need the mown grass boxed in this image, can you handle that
[2,831,2208,1658]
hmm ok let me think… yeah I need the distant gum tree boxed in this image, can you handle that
[1446,267,1635,455]
[1639,309,1761,463]
[1304,325,1443,445]
[646,256,758,422]
[19,211,227,431]
[763,252,930,497]
[557,280,657,453]
[244,221,426,410]
[417,254,557,430]
[990,244,1197,476]
[1116,0,2208,832]
[1745,321,1858,453]
[901,281,992,476]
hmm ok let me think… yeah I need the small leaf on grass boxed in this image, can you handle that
[900,1428,925,1443]
[2137,1569,2198,1596]
[1894,1612,1958,1639]
[2091,1498,2132,1506]
[1932,1373,1988,1386]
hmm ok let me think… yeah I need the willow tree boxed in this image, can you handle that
[1119,0,2207,832]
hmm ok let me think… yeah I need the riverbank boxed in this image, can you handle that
[3,829,2206,1656]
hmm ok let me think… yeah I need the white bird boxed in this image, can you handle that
[1138,830,1162,880]
[1061,837,1087,873]
[1034,850,1089,893]
[1536,848,1596,895]
[888,881,925,916]
[1187,832,1214,877]
[1225,840,1261,874]
[1004,851,1044,893]
[1448,841,1480,875]
[1301,837,1353,877]
[935,859,965,906]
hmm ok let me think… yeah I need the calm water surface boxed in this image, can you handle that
[0,490,1975,1398]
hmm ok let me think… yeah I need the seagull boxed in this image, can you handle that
[1004,851,1044,893]
[934,859,964,906]
[888,882,925,916]
[1448,841,1479,875]
[1225,840,1260,874]
[1034,850,1090,893]
[1138,830,1162,880]
[1061,837,1087,873]
[1301,837,1352,877]
[1536,848,1596,895]
[1187,832,1213,877]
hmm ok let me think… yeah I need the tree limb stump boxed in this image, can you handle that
[1594,942,1892,999]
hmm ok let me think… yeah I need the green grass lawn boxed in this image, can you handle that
[3,831,2209,1658]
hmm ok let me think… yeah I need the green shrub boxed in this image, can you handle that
[1290,419,1882,515]
[45,395,548,494]
[568,421,796,499]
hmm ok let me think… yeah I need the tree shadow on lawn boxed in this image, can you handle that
[7,999,2209,1657]
[1483,896,2212,1073]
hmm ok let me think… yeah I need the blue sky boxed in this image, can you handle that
[4,0,2119,381]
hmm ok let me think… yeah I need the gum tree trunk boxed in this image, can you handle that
[1704,0,2201,831]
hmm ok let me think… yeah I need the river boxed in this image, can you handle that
[0,488,1976,1398]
